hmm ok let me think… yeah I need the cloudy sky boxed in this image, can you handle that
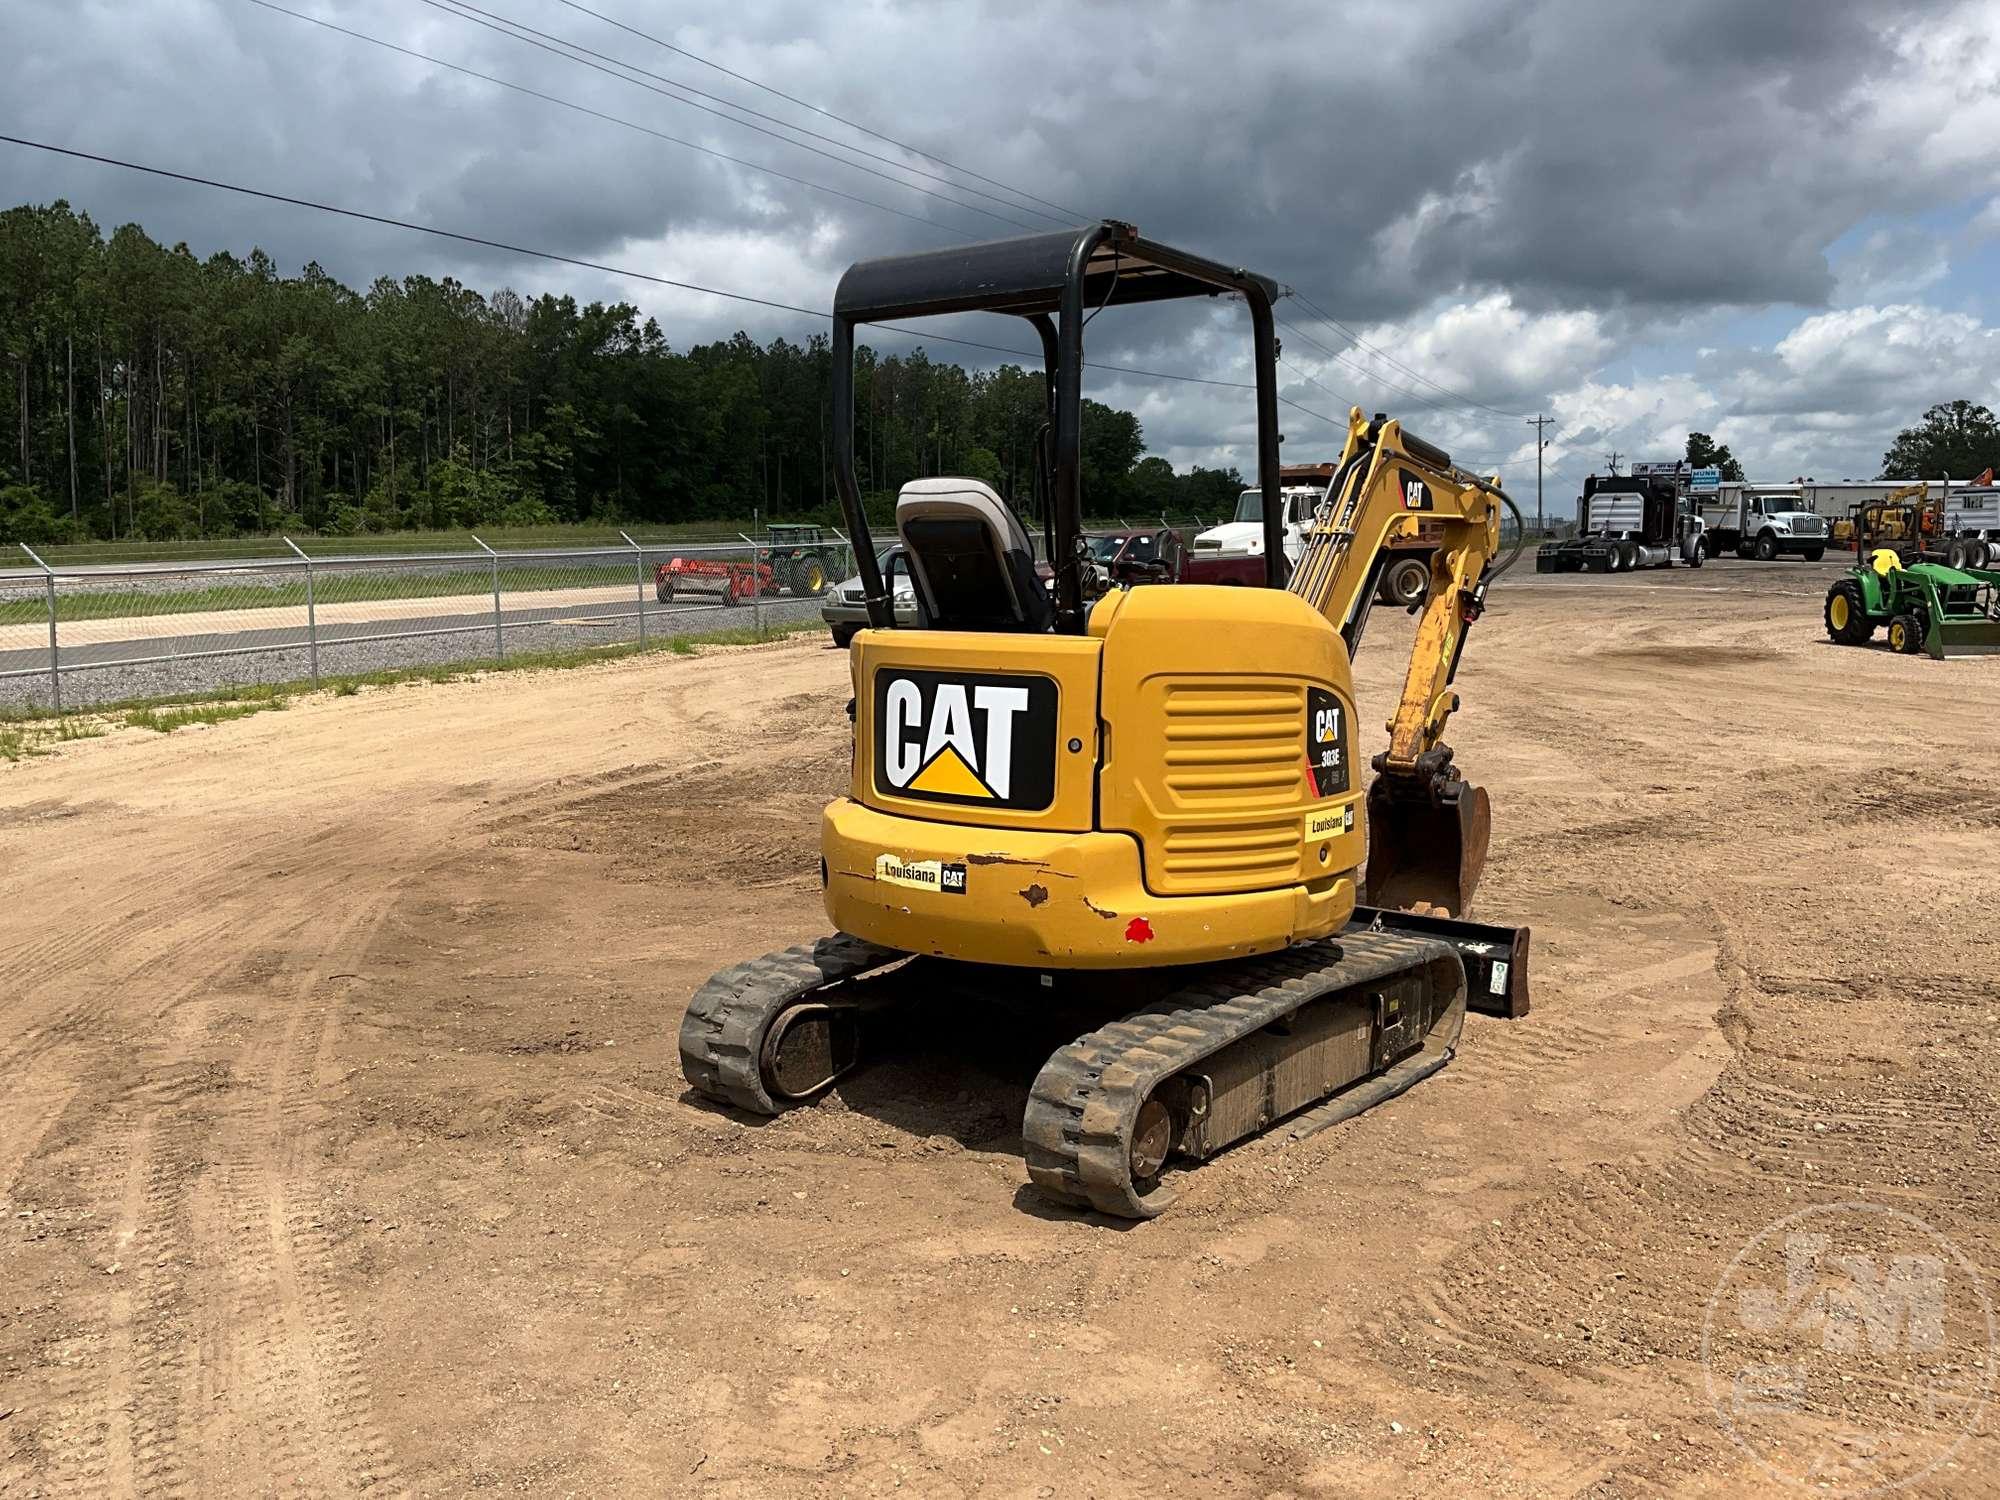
[8,0,2000,510]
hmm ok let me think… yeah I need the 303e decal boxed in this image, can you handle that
[1304,686,1350,798]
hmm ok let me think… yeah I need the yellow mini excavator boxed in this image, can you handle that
[680,222,1531,1217]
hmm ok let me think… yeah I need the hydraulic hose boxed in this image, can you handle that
[1468,477,1528,582]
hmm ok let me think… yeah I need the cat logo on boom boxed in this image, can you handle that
[1400,469,1434,511]
[873,667,1060,810]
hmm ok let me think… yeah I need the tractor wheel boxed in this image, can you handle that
[1971,540,1992,570]
[1382,555,1430,609]
[1755,532,1778,561]
[794,555,831,597]
[1947,539,1969,569]
[1736,540,1755,560]
[1604,544,1624,573]
[1685,538,1705,568]
[656,576,674,603]
[1619,539,1641,571]
[1801,548,1824,562]
[1887,612,1924,655]
[1824,579,1871,645]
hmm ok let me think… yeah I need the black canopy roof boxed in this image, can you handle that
[832,221,1284,324]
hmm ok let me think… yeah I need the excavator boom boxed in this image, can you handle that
[1288,409,1516,913]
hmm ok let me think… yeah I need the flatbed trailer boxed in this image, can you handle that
[656,556,775,605]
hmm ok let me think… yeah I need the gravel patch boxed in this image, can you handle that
[0,596,828,713]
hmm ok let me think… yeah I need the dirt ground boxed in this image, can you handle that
[2,560,1996,1499]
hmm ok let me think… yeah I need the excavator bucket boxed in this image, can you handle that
[1363,777,1492,918]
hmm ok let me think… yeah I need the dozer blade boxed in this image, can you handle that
[1363,776,1492,917]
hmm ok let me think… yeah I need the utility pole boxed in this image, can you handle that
[1604,449,1624,476]
[1526,414,1555,532]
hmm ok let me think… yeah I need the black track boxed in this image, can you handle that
[1021,931,1464,1218]
[678,934,904,1113]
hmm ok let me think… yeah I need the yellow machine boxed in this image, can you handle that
[1830,481,1935,552]
[681,224,1530,1217]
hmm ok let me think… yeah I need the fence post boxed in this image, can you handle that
[282,536,319,687]
[20,543,58,713]
[621,530,646,648]
[472,534,503,661]
[737,531,763,640]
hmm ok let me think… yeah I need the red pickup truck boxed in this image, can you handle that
[1184,516,1439,607]
[1085,526,1190,585]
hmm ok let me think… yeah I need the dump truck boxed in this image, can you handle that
[1697,486,1828,561]
[1940,470,1998,570]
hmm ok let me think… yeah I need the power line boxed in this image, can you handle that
[240,0,981,241]
[417,0,1048,233]
[1275,312,1476,419]
[1,133,829,315]
[555,0,1086,223]
[1277,355,1358,422]
[0,133,1345,429]
[1287,289,1529,420]
[441,0,1065,228]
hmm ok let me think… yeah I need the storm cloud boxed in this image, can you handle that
[7,0,1999,495]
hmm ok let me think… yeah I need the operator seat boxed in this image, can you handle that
[895,477,1053,633]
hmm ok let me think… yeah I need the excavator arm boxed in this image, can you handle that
[1287,408,1519,914]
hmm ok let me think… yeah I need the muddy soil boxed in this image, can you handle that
[2,561,1996,1498]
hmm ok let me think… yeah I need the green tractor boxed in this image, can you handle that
[1824,548,2000,658]
[762,524,848,597]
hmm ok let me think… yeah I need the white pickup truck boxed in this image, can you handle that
[1188,483,1435,606]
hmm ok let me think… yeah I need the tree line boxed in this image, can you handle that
[0,201,1248,545]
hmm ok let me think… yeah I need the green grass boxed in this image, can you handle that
[0,558,703,628]
[0,716,109,759]
[20,510,1229,570]
[25,519,812,568]
[0,617,827,733]
[125,699,290,734]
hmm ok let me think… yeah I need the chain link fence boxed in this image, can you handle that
[0,532,857,713]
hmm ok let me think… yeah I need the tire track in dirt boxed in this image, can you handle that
[6,837,407,1497]
[172,917,405,1499]
[1361,667,2000,1491]
[0,1056,80,1204]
